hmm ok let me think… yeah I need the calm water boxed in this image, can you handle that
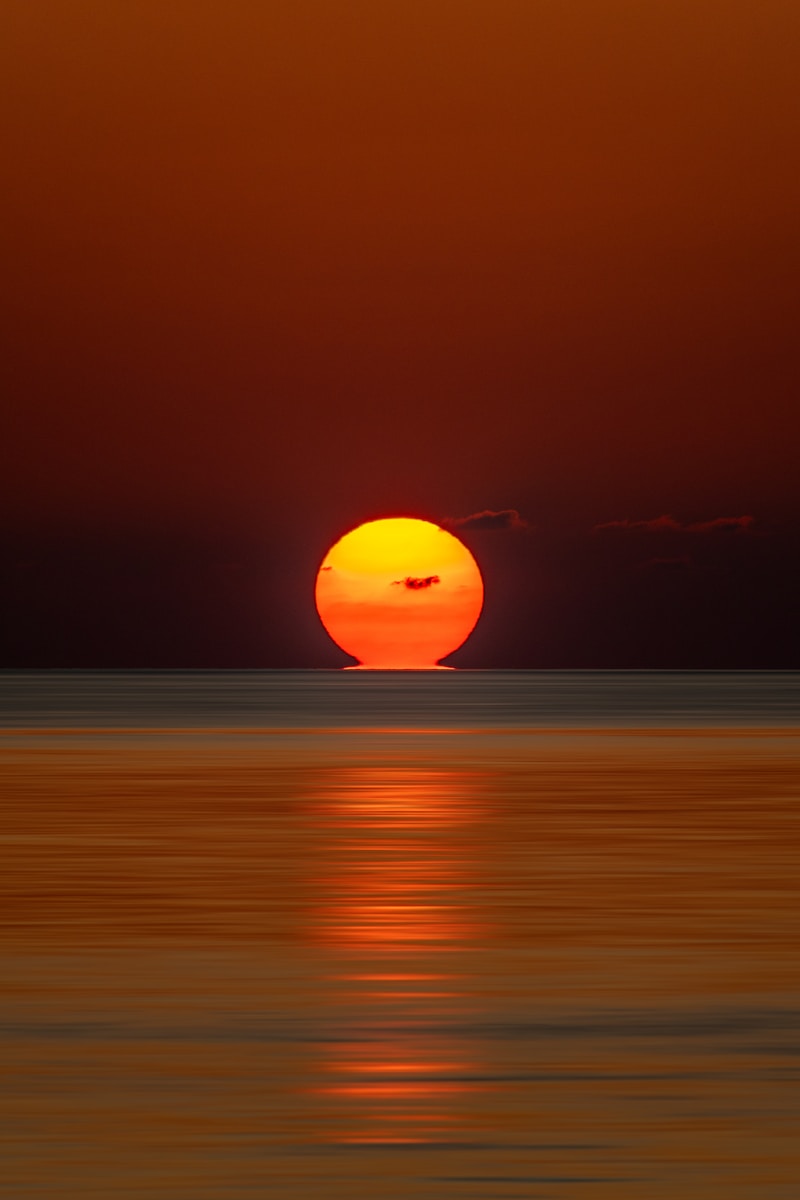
[2,672,799,1199]
[2,670,798,729]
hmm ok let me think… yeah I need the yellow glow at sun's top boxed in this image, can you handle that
[315,517,483,669]
[322,518,470,576]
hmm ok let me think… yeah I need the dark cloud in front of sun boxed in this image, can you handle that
[392,576,441,590]
[443,509,529,532]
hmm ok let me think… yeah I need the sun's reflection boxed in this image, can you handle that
[306,766,485,1144]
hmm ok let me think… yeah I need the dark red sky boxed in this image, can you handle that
[2,2,798,666]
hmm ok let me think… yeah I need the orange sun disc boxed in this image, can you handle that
[315,517,484,669]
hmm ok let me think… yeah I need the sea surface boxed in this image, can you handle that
[2,671,799,1199]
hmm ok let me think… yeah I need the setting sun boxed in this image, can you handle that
[315,518,483,669]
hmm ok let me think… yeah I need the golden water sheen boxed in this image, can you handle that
[2,728,799,1198]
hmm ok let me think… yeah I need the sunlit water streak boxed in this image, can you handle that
[1,672,799,1198]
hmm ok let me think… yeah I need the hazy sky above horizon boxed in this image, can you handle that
[2,2,798,666]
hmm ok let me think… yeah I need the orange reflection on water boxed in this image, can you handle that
[312,768,476,829]
[311,768,481,954]
[307,767,484,1144]
[329,1061,474,1074]
[337,973,453,981]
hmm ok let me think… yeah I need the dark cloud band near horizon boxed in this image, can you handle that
[444,510,529,532]
[594,515,755,535]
